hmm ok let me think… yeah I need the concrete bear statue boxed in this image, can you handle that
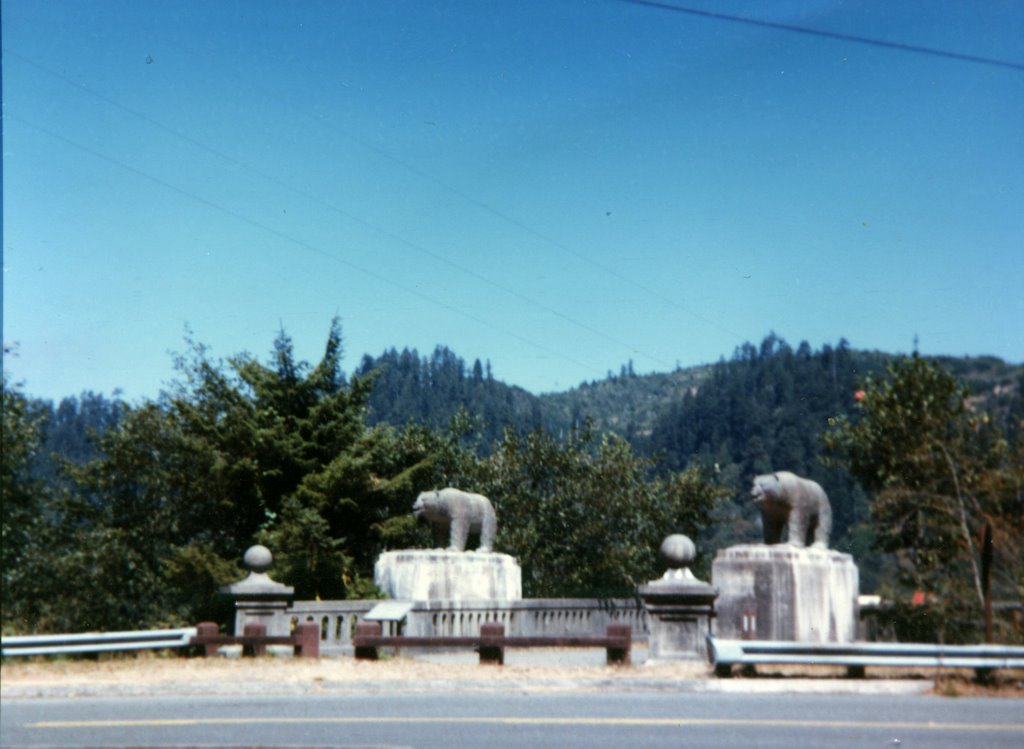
[750,471,832,549]
[412,488,498,552]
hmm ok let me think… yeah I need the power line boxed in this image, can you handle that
[11,51,675,371]
[146,27,744,343]
[258,81,745,342]
[618,0,1024,72]
[10,113,606,377]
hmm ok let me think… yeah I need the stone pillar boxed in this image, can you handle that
[220,545,295,637]
[638,535,718,663]
[712,544,859,642]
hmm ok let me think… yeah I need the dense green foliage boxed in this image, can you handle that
[2,323,442,631]
[448,423,725,596]
[2,369,55,632]
[539,363,713,441]
[2,324,724,633]
[28,392,125,482]
[4,329,1020,638]
[825,355,1023,643]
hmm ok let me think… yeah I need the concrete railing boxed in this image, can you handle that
[284,600,378,653]
[353,620,633,666]
[406,598,648,639]
[1,628,198,657]
[269,598,648,654]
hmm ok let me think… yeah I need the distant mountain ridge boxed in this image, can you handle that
[356,340,1022,450]
[38,340,1022,474]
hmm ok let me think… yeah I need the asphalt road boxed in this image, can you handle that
[3,691,1022,748]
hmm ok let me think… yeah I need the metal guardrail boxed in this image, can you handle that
[706,635,1024,678]
[1,627,198,657]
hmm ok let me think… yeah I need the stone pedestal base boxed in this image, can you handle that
[639,569,718,663]
[374,550,522,602]
[711,545,858,642]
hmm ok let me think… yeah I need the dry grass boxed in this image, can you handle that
[930,671,1024,698]
[0,651,710,696]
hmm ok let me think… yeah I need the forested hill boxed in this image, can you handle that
[354,338,1022,454]
[353,346,547,445]
[352,345,717,442]
[23,335,1023,597]
[37,339,1023,483]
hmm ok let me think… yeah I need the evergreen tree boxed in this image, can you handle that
[14,320,444,630]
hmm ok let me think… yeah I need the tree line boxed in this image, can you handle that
[1,322,722,634]
[3,327,1021,642]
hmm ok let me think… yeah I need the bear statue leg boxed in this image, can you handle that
[432,520,450,549]
[763,514,783,545]
[479,510,497,553]
[448,516,469,551]
[813,502,832,549]
[787,512,809,548]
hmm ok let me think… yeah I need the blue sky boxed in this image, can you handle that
[3,0,1023,401]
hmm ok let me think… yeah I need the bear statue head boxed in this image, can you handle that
[750,473,780,505]
[412,490,436,519]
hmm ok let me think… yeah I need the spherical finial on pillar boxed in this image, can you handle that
[660,534,696,570]
[243,544,273,574]
[640,534,718,663]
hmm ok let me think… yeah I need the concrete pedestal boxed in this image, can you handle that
[375,550,522,602]
[639,568,718,663]
[219,545,295,637]
[711,544,858,642]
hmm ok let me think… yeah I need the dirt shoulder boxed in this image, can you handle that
[12,653,1019,698]
[1,652,716,698]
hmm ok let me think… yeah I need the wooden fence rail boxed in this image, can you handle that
[189,621,320,658]
[352,621,631,666]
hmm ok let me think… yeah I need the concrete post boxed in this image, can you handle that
[638,535,718,663]
[354,620,381,660]
[196,621,220,657]
[242,622,267,657]
[478,622,505,665]
[293,621,320,658]
[605,623,632,666]
[219,545,295,637]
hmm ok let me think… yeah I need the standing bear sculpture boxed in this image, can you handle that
[750,471,832,549]
[413,488,497,552]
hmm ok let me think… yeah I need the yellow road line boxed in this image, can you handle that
[29,716,1024,732]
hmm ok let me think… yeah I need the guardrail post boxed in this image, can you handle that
[196,622,220,658]
[293,621,320,659]
[605,623,631,666]
[354,620,381,660]
[243,622,267,657]
[478,622,505,665]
